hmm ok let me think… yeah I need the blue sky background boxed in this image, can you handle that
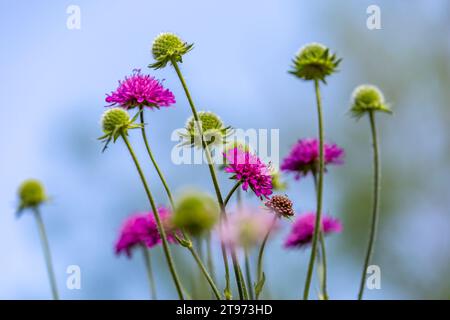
[1,0,449,299]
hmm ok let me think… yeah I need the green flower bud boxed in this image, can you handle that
[149,33,193,69]
[179,111,232,148]
[101,108,130,133]
[98,108,142,151]
[172,191,219,236]
[350,85,392,118]
[17,179,47,212]
[289,43,341,82]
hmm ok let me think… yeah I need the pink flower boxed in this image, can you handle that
[106,69,175,109]
[223,148,273,199]
[115,207,176,257]
[281,138,344,179]
[284,212,342,248]
[220,206,277,249]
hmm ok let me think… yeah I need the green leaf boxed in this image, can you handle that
[254,272,266,297]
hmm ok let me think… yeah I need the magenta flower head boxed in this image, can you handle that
[223,147,273,199]
[284,212,342,248]
[281,138,344,179]
[115,207,176,257]
[220,206,277,250]
[105,69,175,109]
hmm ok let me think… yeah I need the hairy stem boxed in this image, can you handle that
[224,181,242,207]
[255,216,277,300]
[139,110,221,299]
[357,111,380,300]
[141,246,157,300]
[312,173,329,299]
[187,243,222,300]
[171,59,247,300]
[33,208,59,300]
[303,79,325,300]
[244,247,255,300]
[121,132,184,300]
[139,110,175,207]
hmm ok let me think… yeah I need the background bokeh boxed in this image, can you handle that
[1,0,449,299]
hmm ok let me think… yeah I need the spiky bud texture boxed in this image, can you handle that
[149,33,193,69]
[289,43,341,82]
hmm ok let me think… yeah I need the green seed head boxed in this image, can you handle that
[18,179,47,211]
[149,33,193,69]
[289,43,341,82]
[172,191,219,236]
[101,108,130,133]
[180,111,232,148]
[350,84,392,118]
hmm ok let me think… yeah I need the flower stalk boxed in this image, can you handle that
[303,79,325,300]
[141,246,157,300]
[33,207,59,300]
[138,109,222,299]
[357,111,380,300]
[120,132,185,300]
[170,58,247,300]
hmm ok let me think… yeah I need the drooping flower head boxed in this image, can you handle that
[281,138,344,179]
[223,148,273,199]
[284,212,342,248]
[172,191,220,236]
[149,33,193,69]
[350,84,392,118]
[17,179,48,214]
[179,111,232,148]
[220,206,277,250]
[105,69,175,109]
[289,43,341,82]
[265,195,295,218]
[115,207,176,257]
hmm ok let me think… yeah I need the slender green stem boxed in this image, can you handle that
[255,216,277,300]
[312,173,329,299]
[318,233,329,300]
[224,181,242,207]
[141,246,157,300]
[206,232,216,284]
[139,109,175,208]
[33,208,59,300]
[244,248,254,300]
[171,59,247,300]
[303,79,325,300]
[138,110,221,299]
[120,132,184,300]
[187,244,222,300]
[357,111,380,300]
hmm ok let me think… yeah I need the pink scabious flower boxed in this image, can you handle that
[220,206,277,249]
[105,69,175,109]
[281,138,344,179]
[115,207,176,257]
[284,212,342,248]
[223,147,273,199]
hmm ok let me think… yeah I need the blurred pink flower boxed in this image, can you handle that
[106,69,175,109]
[223,147,273,199]
[115,207,176,257]
[284,212,342,248]
[220,206,277,249]
[281,138,344,179]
